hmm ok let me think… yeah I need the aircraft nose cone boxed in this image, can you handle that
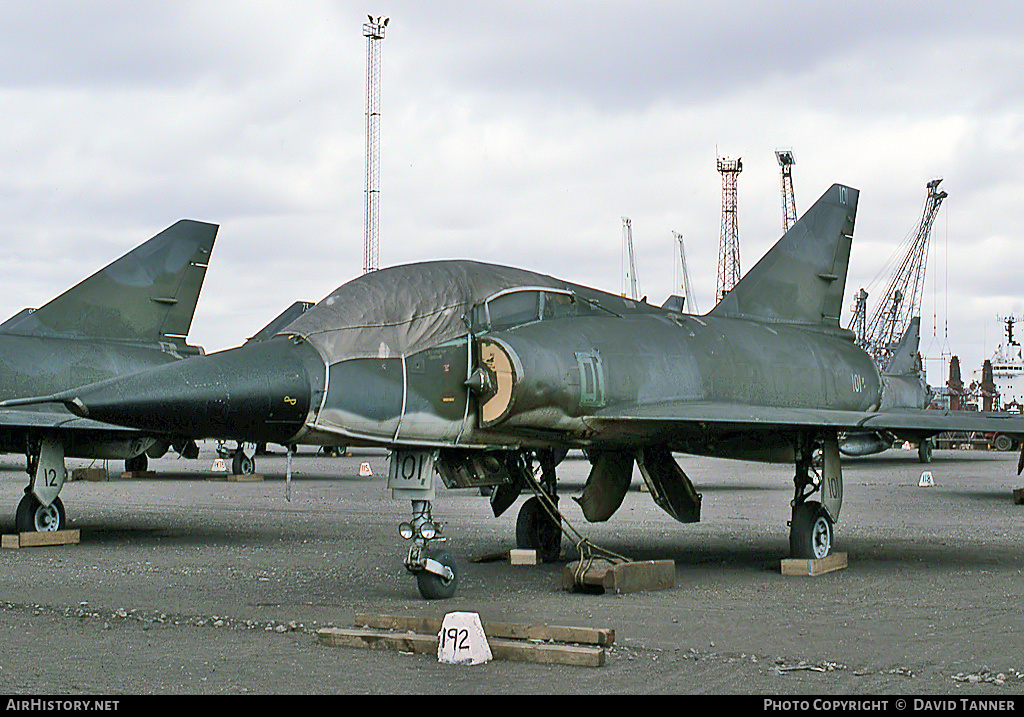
[66,338,324,443]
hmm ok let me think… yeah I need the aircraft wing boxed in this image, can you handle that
[585,401,1024,436]
[0,407,148,435]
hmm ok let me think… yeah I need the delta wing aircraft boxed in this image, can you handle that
[0,220,217,532]
[10,184,1024,599]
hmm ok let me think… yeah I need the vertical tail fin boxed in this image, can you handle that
[245,301,315,344]
[0,220,217,346]
[884,316,922,376]
[710,184,858,327]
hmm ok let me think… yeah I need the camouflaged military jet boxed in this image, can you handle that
[11,183,1024,599]
[0,220,216,532]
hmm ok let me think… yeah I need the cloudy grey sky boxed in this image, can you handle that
[2,1,1022,386]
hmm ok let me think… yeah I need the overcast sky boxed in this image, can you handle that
[2,1,1022,387]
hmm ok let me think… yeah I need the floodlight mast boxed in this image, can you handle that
[716,156,742,301]
[775,149,797,233]
[362,16,389,274]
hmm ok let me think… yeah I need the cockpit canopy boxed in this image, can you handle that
[469,288,609,333]
[281,259,660,365]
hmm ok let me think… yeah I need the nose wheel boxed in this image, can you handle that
[415,548,459,600]
[400,500,459,600]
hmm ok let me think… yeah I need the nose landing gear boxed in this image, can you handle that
[400,499,458,600]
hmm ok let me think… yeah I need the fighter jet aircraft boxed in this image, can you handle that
[0,220,217,532]
[10,184,1024,600]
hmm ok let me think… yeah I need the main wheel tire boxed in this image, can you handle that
[232,451,255,475]
[918,439,933,464]
[516,496,562,563]
[789,501,833,560]
[416,548,459,600]
[125,453,148,473]
[16,494,66,533]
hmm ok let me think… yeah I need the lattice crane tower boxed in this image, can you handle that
[776,149,797,232]
[859,178,948,366]
[362,15,389,274]
[716,156,742,301]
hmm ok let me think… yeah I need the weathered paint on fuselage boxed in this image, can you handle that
[308,300,883,453]
[0,333,198,455]
[488,311,881,438]
[0,333,195,402]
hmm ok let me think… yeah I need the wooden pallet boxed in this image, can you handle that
[317,613,613,667]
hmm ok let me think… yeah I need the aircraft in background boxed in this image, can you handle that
[12,184,1024,599]
[0,220,217,532]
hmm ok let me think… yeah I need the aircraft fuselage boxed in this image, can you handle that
[312,308,883,455]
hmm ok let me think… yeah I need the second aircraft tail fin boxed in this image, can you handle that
[1,220,218,347]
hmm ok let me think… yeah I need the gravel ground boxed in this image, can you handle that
[2,443,1024,696]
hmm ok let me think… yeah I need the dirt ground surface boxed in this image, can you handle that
[2,443,1024,697]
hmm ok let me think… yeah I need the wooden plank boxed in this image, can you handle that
[3,530,81,549]
[355,614,614,646]
[1013,488,1024,505]
[604,560,675,593]
[318,627,605,667]
[318,627,437,654]
[781,552,848,576]
[488,637,605,667]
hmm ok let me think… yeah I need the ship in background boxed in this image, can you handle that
[984,316,1024,412]
[930,317,1022,451]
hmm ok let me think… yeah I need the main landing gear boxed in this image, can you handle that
[788,434,842,560]
[514,449,563,563]
[17,436,68,533]
[217,441,257,475]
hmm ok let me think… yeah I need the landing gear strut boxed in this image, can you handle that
[400,500,458,600]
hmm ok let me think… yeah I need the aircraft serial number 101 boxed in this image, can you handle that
[387,450,438,497]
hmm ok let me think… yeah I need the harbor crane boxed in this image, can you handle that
[854,178,948,368]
